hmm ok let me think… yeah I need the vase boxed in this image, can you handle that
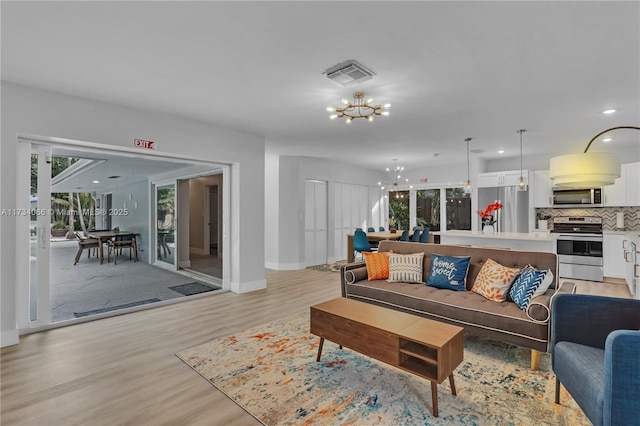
[483,224,494,234]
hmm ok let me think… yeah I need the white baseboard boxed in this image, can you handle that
[229,278,266,294]
[1,329,19,348]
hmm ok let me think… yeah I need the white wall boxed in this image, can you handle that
[265,155,385,269]
[1,81,266,347]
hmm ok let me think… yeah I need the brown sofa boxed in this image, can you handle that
[341,240,575,370]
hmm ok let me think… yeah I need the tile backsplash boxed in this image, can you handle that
[535,207,640,231]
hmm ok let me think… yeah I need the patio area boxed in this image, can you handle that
[32,238,224,323]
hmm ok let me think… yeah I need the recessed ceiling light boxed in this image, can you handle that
[498,150,505,154]
[602,109,616,114]
[92,180,100,184]
[603,138,612,142]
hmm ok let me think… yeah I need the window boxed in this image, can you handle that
[416,189,440,231]
[388,190,409,230]
[446,188,471,230]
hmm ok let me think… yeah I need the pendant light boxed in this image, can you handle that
[464,137,472,194]
[517,129,527,191]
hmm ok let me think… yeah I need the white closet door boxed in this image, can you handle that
[304,180,328,266]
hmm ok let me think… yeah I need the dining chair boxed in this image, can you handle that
[107,233,138,265]
[399,230,410,241]
[378,226,385,232]
[367,227,375,232]
[419,228,430,243]
[73,232,100,265]
[411,230,422,242]
[353,229,376,261]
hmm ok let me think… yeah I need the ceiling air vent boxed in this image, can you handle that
[324,60,376,87]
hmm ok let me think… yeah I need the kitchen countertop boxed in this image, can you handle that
[433,230,557,241]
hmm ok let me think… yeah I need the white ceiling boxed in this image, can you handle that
[48,146,219,193]
[2,1,639,173]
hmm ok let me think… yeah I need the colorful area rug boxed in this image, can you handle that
[177,312,589,425]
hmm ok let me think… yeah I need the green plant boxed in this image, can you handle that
[51,220,68,230]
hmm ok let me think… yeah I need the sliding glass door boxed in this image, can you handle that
[156,183,176,268]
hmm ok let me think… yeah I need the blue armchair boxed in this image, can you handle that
[551,294,640,426]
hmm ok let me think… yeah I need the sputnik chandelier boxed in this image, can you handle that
[378,159,412,198]
[327,91,390,123]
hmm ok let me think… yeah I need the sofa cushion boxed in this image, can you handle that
[509,267,553,310]
[344,279,551,347]
[426,254,471,291]
[388,253,424,284]
[363,251,391,280]
[471,258,521,302]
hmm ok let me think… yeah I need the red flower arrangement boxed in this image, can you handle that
[477,201,503,225]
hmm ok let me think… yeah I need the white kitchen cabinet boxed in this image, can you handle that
[603,171,627,207]
[603,233,626,279]
[533,170,553,207]
[623,238,639,299]
[477,170,528,188]
[603,162,640,207]
[625,162,640,206]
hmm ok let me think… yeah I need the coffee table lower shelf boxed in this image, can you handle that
[311,298,464,418]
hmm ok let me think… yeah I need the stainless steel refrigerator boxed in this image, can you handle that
[477,186,529,233]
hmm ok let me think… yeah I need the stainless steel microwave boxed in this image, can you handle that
[552,188,602,207]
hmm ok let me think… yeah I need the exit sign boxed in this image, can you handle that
[134,139,155,149]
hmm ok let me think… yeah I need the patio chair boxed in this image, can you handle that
[107,233,138,265]
[73,232,100,265]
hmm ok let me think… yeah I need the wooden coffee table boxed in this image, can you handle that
[310,297,464,417]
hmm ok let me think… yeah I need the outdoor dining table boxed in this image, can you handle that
[87,231,139,264]
[346,231,410,263]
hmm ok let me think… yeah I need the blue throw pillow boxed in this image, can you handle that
[426,254,471,291]
[509,268,552,310]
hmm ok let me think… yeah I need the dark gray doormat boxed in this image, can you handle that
[169,282,218,296]
[74,298,161,318]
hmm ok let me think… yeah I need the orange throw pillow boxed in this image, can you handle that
[363,251,391,280]
[471,258,520,302]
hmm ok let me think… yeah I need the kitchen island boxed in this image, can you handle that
[433,230,557,252]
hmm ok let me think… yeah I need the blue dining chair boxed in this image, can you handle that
[379,226,385,232]
[399,230,410,241]
[353,229,376,260]
[411,230,422,242]
[420,228,430,243]
[367,227,376,232]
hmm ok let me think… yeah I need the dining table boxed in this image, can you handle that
[346,231,410,263]
[87,230,139,264]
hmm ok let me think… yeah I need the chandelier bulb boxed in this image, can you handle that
[326,107,335,112]
[329,114,338,119]
[345,118,352,124]
[368,116,374,122]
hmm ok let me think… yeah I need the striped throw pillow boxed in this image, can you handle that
[387,253,424,284]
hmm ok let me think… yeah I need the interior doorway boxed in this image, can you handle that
[180,175,223,281]
[18,137,230,331]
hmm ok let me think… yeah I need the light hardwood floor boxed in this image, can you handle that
[1,269,631,426]
[1,269,342,426]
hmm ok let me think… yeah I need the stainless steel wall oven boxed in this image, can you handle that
[552,217,603,282]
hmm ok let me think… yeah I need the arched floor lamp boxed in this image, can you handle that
[549,126,640,188]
